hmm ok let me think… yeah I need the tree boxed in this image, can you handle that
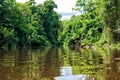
[36,0,61,45]
[74,0,98,13]
[59,0,102,47]
[0,0,18,48]
[96,0,120,44]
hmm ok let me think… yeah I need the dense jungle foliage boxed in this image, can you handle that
[0,0,61,49]
[0,0,120,49]
[59,0,120,47]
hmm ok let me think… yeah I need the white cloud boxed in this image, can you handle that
[16,0,79,19]
[55,0,77,12]
[35,0,45,3]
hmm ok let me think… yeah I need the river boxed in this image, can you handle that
[0,47,120,80]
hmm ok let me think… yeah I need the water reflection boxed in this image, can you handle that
[54,66,90,80]
[0,47,119,80]
[60,66,73,76]
[105,49,120,80]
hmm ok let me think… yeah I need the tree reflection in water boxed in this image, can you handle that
[105,49,120,80]
[0,47,119,80]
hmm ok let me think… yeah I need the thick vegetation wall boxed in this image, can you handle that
[0,0,120,49]
[0,0,61,49]
[59,0,120,47]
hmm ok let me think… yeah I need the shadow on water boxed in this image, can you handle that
[0,47,119,80]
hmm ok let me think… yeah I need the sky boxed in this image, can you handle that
[16,0,79,20]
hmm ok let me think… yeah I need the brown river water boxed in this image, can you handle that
[0,47,120,80]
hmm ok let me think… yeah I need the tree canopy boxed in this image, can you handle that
[0,0,120,49]
[0,0,61,49]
